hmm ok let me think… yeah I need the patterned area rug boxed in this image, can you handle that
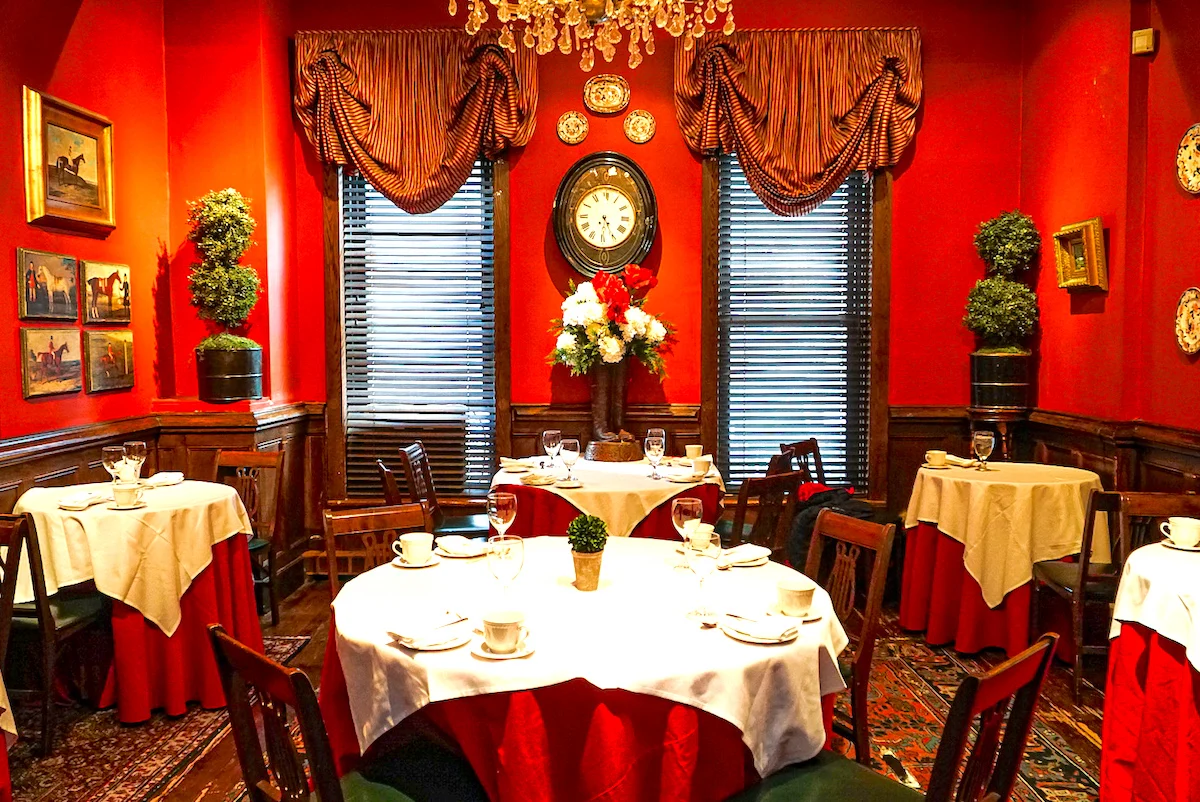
[830,633,1101,800]
[7,636,309,802]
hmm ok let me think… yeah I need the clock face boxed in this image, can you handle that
[554,152,657,277]
[574,185,636,249]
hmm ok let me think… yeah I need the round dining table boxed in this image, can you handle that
[900,461,1106,656]
[1102,542,1200,802]
[319,536,847,802]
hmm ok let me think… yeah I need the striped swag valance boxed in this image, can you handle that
[674,28,922,216]
[294,29,538,214]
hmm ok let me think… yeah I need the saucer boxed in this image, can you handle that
[502,466,531,474]
[718,621,798,645]
[555,479,583,489]
[434,546,485,559]
[521,476,557,487]
[726,556,770,568]
[394,631,472,651]
[107,501,148,511]
[391,554,442,569]
[471,637,535,660]
[921,463,952,470]
[667,474,704,484]
[1162,538,1200,552]
[769,605,824,622]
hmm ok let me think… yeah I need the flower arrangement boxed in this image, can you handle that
[549,264,671,377]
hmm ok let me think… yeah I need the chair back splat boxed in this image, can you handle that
[322,504,430,597]
[779,438,826,485]
[729,471,807,557]
[377,459,405,505]
[399,441,444,529]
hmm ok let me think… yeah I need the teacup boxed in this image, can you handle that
[685,444,704,460]
[777,575,817,617]
[482,609,527,654]
[687,522,716,550]
[925,450,947,467]
[112,481,144,508]
[692,455,713,478]
[1161,517,1200,548]
[392,532,434,565]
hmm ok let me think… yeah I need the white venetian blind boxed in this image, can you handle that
[341,163,496,496]
[717,156,872,489]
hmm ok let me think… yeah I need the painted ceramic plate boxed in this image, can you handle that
[1175,288,1200,355]
[624,109,655,144]
[583,74,630,114]
[556,111,588,145]
[1176,124,1200,193]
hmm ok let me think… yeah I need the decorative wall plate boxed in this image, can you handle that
[1176,288,1200,355]
[583,74,630,114]
[1177,124,1200,193]
[557,111,589,145]
[623,110,655,144]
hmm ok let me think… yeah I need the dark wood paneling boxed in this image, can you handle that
[886,405,971,516]
[511,403,702,460]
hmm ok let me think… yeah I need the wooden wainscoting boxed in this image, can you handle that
[510,403,703,458]
[0,402,326,600]
[886,406,972,516]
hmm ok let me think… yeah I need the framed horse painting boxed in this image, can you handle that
[17,248,78,321]
[22,86,116,235]
[82,261,131,323]
[20,328,82,399]
[84,330,134,393]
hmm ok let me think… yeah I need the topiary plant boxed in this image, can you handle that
[974,211,1041,276]
[187,188,262,350]
[567,514,608,553]
[964,277,1039,352]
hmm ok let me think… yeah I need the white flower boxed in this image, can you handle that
[556,331,577,351]
[563,300,606,328]
[647,318,667,343]
[620,306,650,341]
[598,335,625,363]
[573,282,599,303]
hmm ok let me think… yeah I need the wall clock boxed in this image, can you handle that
[553,151,657,277]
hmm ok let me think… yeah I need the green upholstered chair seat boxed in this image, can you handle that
[434,514,491,537]
[1033,560,1119,599]
[715,518,754,546]
[354,738,489,802]
[318,771,415,802]
[726,751,923,802]
[248,536,270,552]
[13,592,106,631]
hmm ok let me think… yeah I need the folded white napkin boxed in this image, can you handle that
[944,455,979,467]
[724,614,798,642]
[520,471,557,486]
[436,535,487,557]
[144,471,185,488]
[500,457,536,470]
[719,544,771,568]
[58,491,108,511]
[388,611,469,649]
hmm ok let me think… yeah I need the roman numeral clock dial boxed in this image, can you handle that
[553,152,658,278]
[575,187,635,249]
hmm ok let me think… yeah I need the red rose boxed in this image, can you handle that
[593,271,630,324]
[623,263,658,294]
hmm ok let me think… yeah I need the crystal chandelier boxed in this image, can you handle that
[449,0,735,71]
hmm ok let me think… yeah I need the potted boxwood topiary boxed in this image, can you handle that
[188,189,263,402]
[965,211,1041,410]
[567,514,608,591]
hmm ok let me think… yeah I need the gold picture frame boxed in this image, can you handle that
[22,86,116,235]
[1053,218,1108,291]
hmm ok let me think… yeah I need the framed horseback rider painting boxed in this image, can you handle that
[20,328,82,399]
[22,86,116,235]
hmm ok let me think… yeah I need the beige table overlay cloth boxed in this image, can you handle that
[491,458,725,538]
[904,463,1108,608]
[332,536,847,776]
[13,480,254,636]
[1111,542,1200,673]
[0,671,13,750]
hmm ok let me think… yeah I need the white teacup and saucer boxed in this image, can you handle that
[109,482,148,511]
[391,532,441,568]
[922,450,951,470]
[1161,517,1200,551]
[771,576,823,622]
[471,609,535,659]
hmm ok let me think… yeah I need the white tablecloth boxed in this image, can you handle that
[491,458,725,538]
[904,462,1108,608]
[1111,542,1200,673]
[332,536,846,776]
[12,480,253,636]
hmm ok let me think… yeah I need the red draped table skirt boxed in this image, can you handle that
[1102,621,1200,802]
[96,535,264,723]
[493,483,722,541]
[899,523,1031,657]
[318,630,835,802]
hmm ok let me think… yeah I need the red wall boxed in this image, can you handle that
[0,0,170,438]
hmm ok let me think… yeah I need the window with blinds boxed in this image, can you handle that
[341,163,496,496]
[717,156,872,489]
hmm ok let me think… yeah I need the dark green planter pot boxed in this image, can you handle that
[970,351,1031,410]
[196,348,262,403]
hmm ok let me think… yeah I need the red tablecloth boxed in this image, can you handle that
[319,622,835,802]
[1102,621,1200,802]
[96,535,263,723]
[898,523,1031,657]
[0,740,9,802]
[493,483,722,541]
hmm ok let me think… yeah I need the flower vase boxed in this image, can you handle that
[572,549,604,591]
[586,360,641,462]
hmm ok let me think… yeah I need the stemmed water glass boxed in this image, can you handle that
[684,525,721,620]
[101,446,125,484]
[972,431,996,472]
[560,438,581,482]
[123,441,147,481]
[541,429,562,471]
[486,492,523,592]
[645,435,665,479]
[671,497,703,569]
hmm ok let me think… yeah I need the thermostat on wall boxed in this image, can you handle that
[1132,28,1157,55]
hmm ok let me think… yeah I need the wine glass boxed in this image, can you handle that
[560,438,581,482]
[645,435,665,479]
[541,429,562,470]
[487,491,517,536]
[101,446,125,484]
[486,491,523,594]
[972,431,996,471]
[671,497,703,569]
[684,526,721,620]
[123,441,147,481]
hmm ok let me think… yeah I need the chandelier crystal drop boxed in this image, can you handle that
[451,0,734,71]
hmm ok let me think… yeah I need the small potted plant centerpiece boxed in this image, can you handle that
[187,188,264,402]
[965,211,1041,409]
[567,514,608,591]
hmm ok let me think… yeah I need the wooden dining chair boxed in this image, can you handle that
[322,504,430,598]
[805,509,895,765]
[1,513,108,755]
[208,624,487,802]
[716,470,807,557]
[378,459,404,505]
[779,439,826,485]
[727,634,1059,802]
[212,450,286,626]
[397,442,490,537]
